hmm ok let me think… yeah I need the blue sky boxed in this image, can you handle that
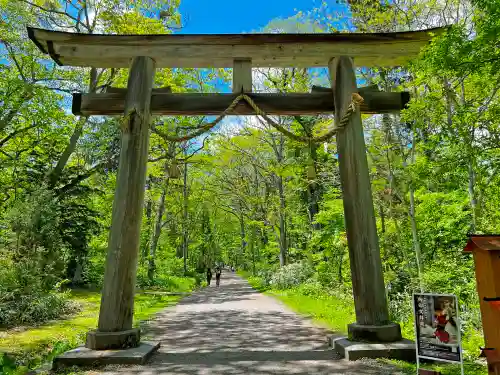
[177,0,321,34]
[173,0,332,136]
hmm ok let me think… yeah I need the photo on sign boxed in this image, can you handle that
[413,294,462,363]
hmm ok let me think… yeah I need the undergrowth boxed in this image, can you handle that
[0,288,190,375]
[239,271,487,375]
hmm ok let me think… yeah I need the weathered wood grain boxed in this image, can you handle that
[330,56,390,326]
[311,84,379,93]
[27,27,444,68]
[97,56,155,333]
[233,59,252,93]
[73,91,409,116]
[106,87,172,94]
[472,248,500,358]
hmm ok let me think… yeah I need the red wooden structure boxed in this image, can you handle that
[464,235,500,375]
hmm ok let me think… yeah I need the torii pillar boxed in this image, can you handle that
[329,56,413,360]
[25,26,441,367]
[86,56,157,351]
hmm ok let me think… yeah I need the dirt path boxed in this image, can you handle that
[97,272,403,375]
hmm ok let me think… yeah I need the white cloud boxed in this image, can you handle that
[214,114,267,138]
[216,116,245,137]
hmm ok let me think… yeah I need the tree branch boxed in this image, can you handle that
[4,42,27,82]
[21,0,86,28]
[0,91,35,132]
[0,149,14,160]
[53,162,104,196]
[0,123,38,148]
[47,117,88,187]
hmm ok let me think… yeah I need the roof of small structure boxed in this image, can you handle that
[464,235,500,252]
[27,27,445,69]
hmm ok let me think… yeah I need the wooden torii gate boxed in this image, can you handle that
[28,27,440,363]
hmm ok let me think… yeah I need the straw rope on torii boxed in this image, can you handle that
[151,92,365,144]
[25,26,442,362]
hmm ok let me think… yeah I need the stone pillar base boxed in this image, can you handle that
[348,322,402,342]
[331,336,415,361]
[53,341,160,370]
[85,328,140,350]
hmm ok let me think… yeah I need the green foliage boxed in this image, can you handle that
[0,186,88,327]
[0,290,188,375]
[0,263,77,327]
[0,1,498,375]
[0,288,76,328]
[238,270,270,292]
[269,261,314,289]
[381,359,487,375]
[242,272,486,373]
[136,273,198,293]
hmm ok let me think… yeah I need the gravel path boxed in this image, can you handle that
[96,272,403,375]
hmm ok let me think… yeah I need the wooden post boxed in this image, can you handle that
[233,58,252,93]
[464,237,500,375]
[329,56,401,342]
[87,56,155,349]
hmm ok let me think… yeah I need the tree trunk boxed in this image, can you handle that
[250,226,256,276]
[277,174,287,266]
[182,161,188,274]
[239,212,246,268]
[48,118,86,187]
[48,67,99,187]
[409,130,423,289]
[329,57,392,330]
[379,204,386,233]
[97,57,155,333]
[456,79,478,233]
[260,227,268,248]
[142,177,153,265]
[443,77,454,129]
[468,161,477,233]
[148,181,168,281]
[276,134,287,267]
[73,261,84,284]
[307,142,322,229]
[338,247,344,284]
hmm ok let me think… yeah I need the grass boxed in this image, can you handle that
[268,288,355,332]
[137,274,200,293]
[0,289,187,375]
[239,271,487,375]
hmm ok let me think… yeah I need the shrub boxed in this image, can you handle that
[257,269,274,286]
[269,261,314,289]
[294,281,325,298]
[136,273,197,292]
[0,291,78,327]
[0,252,78,327]
[183,270,205,287]
[315,260,344,288]
[82,243,107,287]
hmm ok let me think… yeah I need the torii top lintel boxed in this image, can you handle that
[27,27,444,69]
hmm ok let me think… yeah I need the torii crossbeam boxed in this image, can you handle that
[27,26,442,366]
[28,27,440,68]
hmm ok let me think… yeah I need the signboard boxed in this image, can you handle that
[413,294,463,365]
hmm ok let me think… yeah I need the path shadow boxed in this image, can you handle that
[98,274,402,375]
[177,280,259,306]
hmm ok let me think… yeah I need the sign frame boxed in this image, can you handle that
[412,293,464,375]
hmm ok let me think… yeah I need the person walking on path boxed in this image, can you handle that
[215,267,222,287]
[206,268,212,286]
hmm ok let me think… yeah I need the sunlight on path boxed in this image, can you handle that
[93,273,404,375]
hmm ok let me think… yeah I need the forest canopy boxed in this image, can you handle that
[0,0,499,371]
